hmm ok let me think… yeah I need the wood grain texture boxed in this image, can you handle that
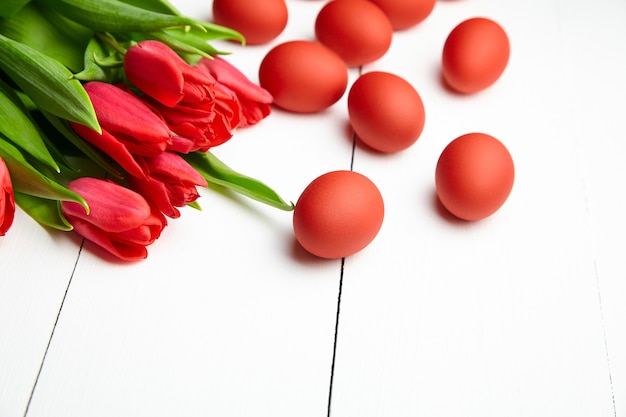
[0,0,624,416]
[329,0,625,416]
[0,210,82,416]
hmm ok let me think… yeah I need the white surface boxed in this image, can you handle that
[1,0,625,416]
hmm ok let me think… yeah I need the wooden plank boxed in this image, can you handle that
[329,0,621,416]
[23,111,349,416]
[23,2,353,416]
[0,209,81,416]
[2,1,624,417]
[562,1,626,414]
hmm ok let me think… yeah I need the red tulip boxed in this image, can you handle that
[146,89,240,153]
[0,157,15,236]
[124,40,242,153]
[71,82,172,178]
[128,152,208,218]
[62,178,167,261]
[124,40,215,107]
[197,56,273,127]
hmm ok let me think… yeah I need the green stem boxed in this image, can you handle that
[95,32,127,55]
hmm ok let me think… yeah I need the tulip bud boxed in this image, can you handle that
[124,40,215,107]
[62,177,167,260]
[128,152,208,218]
[197,56,273,127]
[71,82,173,178]
[124,41,245,153]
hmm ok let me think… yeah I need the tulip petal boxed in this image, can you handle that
[109,219,163,246]
[128,175,180,218]
[148,151,207,187]
[61,178,167,260]
[128,152,207,218]
[0,157,15,236]
[167,135,196,154]
[125,40,216,107]
[66,214,149,260]
[71,123,147,179]
[197,56,273,126]
[198,56,273,103]
[213,85,242,130]
[125,42,185,107]
[84,82,172,146]
[63,178,153,233]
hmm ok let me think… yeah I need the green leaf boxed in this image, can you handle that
[185,151,294,211]
[144,30,216,59]
[13,89,37,111]
[0,81,60,172]
[36,0,203,33]
[118,0,180,15]
[126,0,244,45]
[73,36,124,83]
[187,200,202,211]
[0,0,31,19]
[0,33,100,131]
[0,2,88,71]
[151,24,244,55]
[28,110,95,174]
[39,110,123,179]
[197,22,246,44]
[13,191,73,231]
[37,3,93,43]
[37,131,79,174]
[0,138,88,210]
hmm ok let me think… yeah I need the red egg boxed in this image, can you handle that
[348,71,425,153]
[315,0,393,67]
[367,0,436,30]
[442,17,510,94]
[259,40,348,113]
[212,0,288,45]
[293,170,384,259]
[435,133,514,221]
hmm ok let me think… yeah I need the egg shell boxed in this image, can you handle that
[442,17,510,94]
[315,0,393,67]
[212,0,288,45]
[348,71,425,153]
[435,133,515,221]
[259,40,349,113]
[293,170,384,259]
[367,0,436,30]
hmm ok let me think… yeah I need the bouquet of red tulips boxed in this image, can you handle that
[0,0,292,260]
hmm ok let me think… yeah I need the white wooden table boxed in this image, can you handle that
[1,0,625,416]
